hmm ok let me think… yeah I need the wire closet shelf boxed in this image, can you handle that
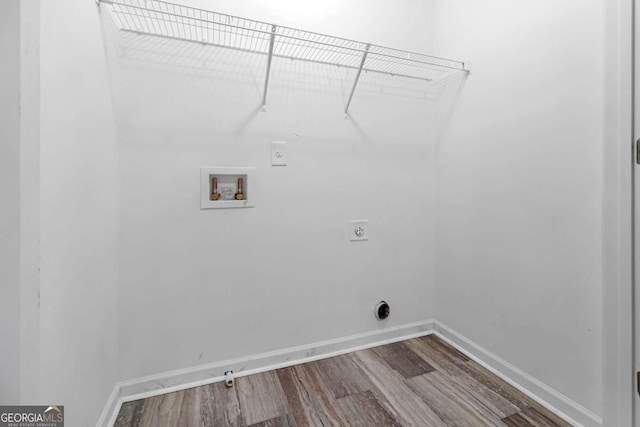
[99,0,469,115]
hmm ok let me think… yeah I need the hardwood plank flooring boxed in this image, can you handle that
[199,381,242,426]
[335,391,402,427]
[276,365,343,426]
[460,361,570,427]
[237,370,289,425]
[371,341,435,379]
[352,348,447,426]
[138,395,161,426]
[404,338,522,418]
[248,414,297,427]
[312,354,374,399]
[115,335,570,427]
[501,407,566,427]
[422,335,471,363]
[405,372,506,426]
[177,388,200,427]
[114,400,141,426]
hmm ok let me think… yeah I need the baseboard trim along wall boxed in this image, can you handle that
[432,321,602,427]
[98,320,435,426]
[98,319,600,427]
[96,383,121,427]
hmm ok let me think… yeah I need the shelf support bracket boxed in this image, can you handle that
[261,24,277,112]
[344,43,370,118]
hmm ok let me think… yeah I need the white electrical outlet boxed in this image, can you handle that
[350,220,368,241]
[271,141,287,166]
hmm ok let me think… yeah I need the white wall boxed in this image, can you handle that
[433,0,603,417]
[19,0,41,404]
[107,0,441,380]
[38,0,119,425]
[0,0,22,404]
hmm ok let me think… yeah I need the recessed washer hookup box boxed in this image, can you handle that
[200,167,255,209]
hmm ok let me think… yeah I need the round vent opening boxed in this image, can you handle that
[375,301,390,320]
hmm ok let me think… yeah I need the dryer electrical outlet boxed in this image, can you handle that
[350,220,369,241]
[271,141,287,166]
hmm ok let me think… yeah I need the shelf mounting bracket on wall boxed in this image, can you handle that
[344,43,370,119]
[261,24,277,112]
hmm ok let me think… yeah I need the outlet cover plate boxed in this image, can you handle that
[350,220,368,241]
[271,141,287,166]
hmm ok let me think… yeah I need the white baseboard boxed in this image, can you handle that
[432,321,603,427]
[98,319,602,427]
[96,383,121,427]
[99,319,435,425]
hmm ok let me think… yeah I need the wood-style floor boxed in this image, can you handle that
[114,335,571,427]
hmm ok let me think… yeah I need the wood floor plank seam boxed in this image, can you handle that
[371,341,435,379]
[501,407,567,427]
[114,336,569,427]
[405,371,508,427]
[335,390,403,427]
[277,366,330,426]
[352,348,449,426]
[404,338,523,419]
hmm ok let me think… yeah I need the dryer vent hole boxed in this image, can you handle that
[375,301,390,320]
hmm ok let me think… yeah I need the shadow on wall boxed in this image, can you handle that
[99,9,468,140]
[434,72,467,152]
